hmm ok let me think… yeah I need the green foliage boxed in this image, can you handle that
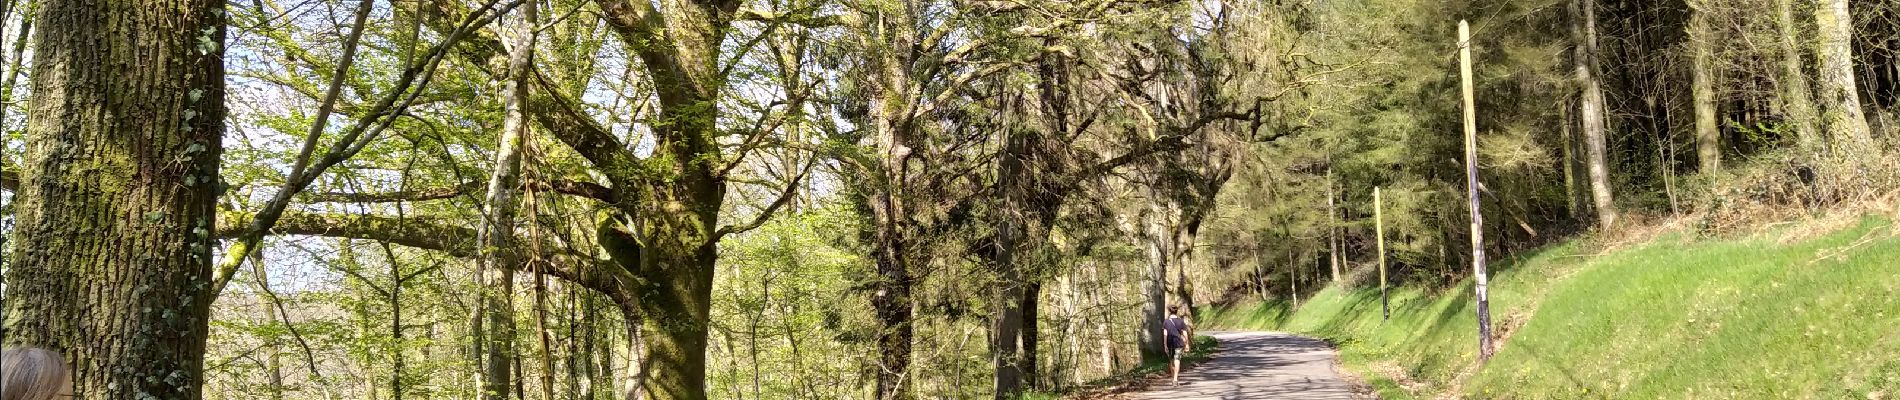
[708,203,873,398]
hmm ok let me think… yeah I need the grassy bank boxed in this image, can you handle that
[1202,217,1900,399]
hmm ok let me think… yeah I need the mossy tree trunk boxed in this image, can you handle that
[1137,202,1170,360]
[473,0,538,396]
[1,0,226,399]
[1773,0,1823,155]
[1571,0,1617,229]
[1690,0,1722,174]
[1814,0,1874,158]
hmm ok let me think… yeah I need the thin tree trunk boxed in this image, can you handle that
[1019,281,1042,391]
[1,0,225,398]
[1774,0,1823,153]
[1255,247,1268,302]
[1562,99,1582,218]
[583,293,607,399]
[1288,248,1299,308]
[566,284,583,399]
[381,242,406,400]
[1691,0,1722,173]
[535,261,557,400]
[1084,260,1116,375]
[1060,273,1081,386]
[1572,0,1618,229]
[250,250,288,400]
[475,0,537,395]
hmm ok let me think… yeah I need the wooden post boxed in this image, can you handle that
[1375,187,1388,321]
[1327,166,1340,283]
[1459,20,1495,361]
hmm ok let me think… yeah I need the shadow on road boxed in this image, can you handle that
[1126,332,1366,400]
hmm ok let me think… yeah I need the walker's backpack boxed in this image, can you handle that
[1164,316,1187,347]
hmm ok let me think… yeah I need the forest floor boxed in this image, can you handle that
[1201,213,1900,399]
[1120,331,1371,400]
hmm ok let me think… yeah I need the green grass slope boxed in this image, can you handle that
[1202,217,1900,399]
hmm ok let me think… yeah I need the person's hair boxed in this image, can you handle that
[1168,305,1179,315]
[2,346,71,400]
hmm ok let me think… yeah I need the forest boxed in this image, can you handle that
[0,0,1895,399]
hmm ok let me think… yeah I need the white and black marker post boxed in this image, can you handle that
[1459,19,1495,361]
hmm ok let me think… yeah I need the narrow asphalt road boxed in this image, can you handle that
[1126,331,1366,400]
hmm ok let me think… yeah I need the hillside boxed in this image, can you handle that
[1203,214,1900,399]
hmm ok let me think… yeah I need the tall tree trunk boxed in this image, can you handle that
[534,261,557,400]
[865,35,918,395]
[1,0,225,398]
[870,234,914,400]
[989,131,1031,399]
[474,0,538,395]
[625,228,718,400]
[989,252,1026,400]
[384,243,406,400]
[1288,248,1300,308]
[1775,0,1823,153]
[1174,216,1201,319]
[1084,259,1117,375]
[1562,100,1582,218]
[1059,272,1081,386]
[521,5,552,398]
[595,0,740,396]
[1690,1,1722,173]
[1814,0,1875,158]
[1136,206,1169,361]
[1572,0,1618,228]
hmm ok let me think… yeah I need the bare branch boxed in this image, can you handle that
[716,154,817,238]
[302,178,614,203]
[1074,110,1259,183]
[217,211,635,302]
[211,0,526,298]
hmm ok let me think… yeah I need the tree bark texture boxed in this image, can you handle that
[1,0,226,398]
[1690,1,1722,173]
[1137,205,1169,361]
[1814,0,1874,158]
[1774,0,1823,154]
[1571,0,1618,229]
[473,0,537,395]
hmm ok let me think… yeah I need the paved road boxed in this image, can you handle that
[1126,331,1366,400]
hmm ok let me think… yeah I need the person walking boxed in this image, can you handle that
[1161,305,1195,386]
